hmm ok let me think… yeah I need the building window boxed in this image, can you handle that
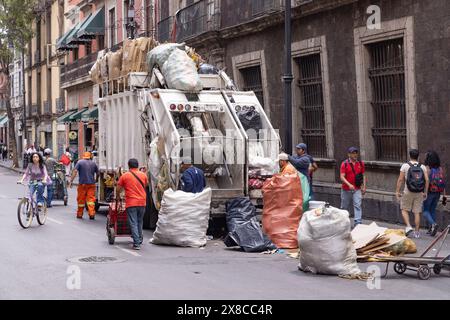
[124,0,130,38]
[368,38,406,162]
[97,35,105,51]
[296,54,327,158]
[240,65,264,109]
[109,8,116,46]
[85,42,92,55]
[145,0,154,36]
[73,48,79,61]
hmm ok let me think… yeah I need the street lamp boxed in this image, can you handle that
[283,0,293,153]
[126,1,136,39]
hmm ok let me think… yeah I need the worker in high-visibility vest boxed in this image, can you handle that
[68,152,98,219]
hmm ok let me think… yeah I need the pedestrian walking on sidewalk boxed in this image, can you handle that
[60,147,73,177]
[68,152,98,220]
[340,147,367,227]
[396,149,429,238]
[423,151,446,236]
[2,144,7,162]
[116,159,149,250]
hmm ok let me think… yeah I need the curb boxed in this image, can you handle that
[0,162,25,174]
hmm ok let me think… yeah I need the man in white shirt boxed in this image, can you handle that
[396,149,429,238]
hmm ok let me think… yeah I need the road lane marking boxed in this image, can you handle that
[115,245,141,257]
[47,217,64,225]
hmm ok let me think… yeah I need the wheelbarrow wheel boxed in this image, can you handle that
[433,264,442,275]
[418,265,431,280]
[394,262,407,274]
[107,226,115,245]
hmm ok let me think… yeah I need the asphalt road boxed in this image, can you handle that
[0,166,449,300]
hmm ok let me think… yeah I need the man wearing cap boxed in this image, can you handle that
[289,143,311,177]
[340,147,366,226]
[279,153,297,175]
[68,151,99,219]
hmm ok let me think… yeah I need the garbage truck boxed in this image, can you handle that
[95,57,280,230]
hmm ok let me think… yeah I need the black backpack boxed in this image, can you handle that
[406,162,425,193]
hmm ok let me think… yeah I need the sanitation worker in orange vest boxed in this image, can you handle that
[68,152,99,220]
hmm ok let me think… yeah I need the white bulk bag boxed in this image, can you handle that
[150,188,212,247]
[161,49,203,92]
[298,205,361,276]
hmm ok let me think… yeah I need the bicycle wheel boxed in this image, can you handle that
[18,198,33,229]
[36,200,48,225]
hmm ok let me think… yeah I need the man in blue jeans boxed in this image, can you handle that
[340,147,367,227]
[117,159,149,250]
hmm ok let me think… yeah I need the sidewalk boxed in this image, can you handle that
[0,159,25,174]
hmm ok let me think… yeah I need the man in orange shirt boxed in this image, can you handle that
[116,159,149,250]
[279,153,297,175]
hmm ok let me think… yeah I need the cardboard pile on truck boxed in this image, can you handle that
[89,37,159,85]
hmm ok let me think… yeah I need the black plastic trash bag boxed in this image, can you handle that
[226,220,276,253]
[224,197,276,252]
[237,107,262,133]
[198,63,220,75]
[225,197,257,233]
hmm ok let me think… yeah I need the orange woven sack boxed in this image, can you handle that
[262,174,303,249]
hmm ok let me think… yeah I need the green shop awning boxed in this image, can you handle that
[57,110,78,123]
[0,115,8,127]
[57,24,83,51]
[81,106,98,122]
[68,108,89,122]
[77,7,105,39]
[66,22,90,46]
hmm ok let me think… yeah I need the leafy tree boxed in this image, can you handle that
[0,0,36,168]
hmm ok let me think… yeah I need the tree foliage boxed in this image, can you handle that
[0,0,37,167]
[0,0,36,59]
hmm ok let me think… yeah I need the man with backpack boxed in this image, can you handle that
[340,147,366,227]
[396,149,429,238]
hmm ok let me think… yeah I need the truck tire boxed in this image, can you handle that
[143,195,158,230]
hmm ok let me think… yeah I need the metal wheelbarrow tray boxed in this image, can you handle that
[374,225,450,280]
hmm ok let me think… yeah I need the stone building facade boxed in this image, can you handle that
[158,0,450,226]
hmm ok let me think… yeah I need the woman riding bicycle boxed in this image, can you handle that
[19,152,50,209]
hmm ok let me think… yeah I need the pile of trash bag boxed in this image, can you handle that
[298,205,361,276]
[224,197,276,252]
[147,43,203,92]
[150,188,212,247]
[262,174,303,249]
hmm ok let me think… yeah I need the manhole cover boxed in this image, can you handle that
[67,256,126,264]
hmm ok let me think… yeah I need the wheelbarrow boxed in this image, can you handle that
[375,225,450,280]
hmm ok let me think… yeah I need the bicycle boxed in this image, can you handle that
[17,181,48,228]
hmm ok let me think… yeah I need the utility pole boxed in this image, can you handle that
[283,0,293,153]
[21,38,27,156]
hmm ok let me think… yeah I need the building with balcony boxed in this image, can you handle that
[25,0,66,157]
[56,0,157,158]
[157,0,450,224]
